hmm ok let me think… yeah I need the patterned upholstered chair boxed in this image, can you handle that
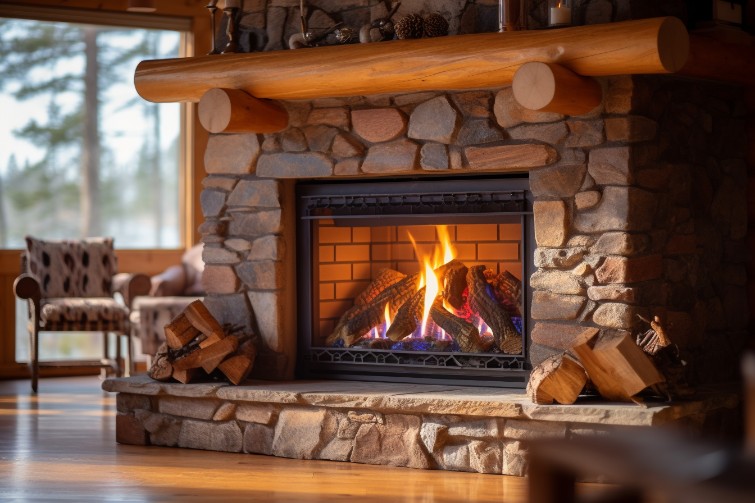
[129,244,204,361]
[13,236,150,392]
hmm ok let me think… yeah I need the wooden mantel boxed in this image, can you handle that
[134,17,689,104]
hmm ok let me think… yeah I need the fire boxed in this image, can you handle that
[408,226,457,338]
[383,302,392,335]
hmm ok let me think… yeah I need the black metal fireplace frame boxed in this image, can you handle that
[296,176,534,388]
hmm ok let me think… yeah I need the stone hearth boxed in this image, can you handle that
[106,377,739,476]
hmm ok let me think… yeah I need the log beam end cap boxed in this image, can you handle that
[658,16,690,73]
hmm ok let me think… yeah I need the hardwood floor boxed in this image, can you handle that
[0,376,531,502]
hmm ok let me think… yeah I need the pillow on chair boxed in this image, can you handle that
[25,236,118,298]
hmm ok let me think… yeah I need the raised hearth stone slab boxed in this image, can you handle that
[104,376,739,476]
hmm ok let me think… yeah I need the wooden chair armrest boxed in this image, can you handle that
[14,274,41,303]
[113,273,151,309]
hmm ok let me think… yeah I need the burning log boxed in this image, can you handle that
[442,260,468,310]
[354,268,406,306]
[430,299,492,352]
[485,269,522,317]
[147,300,257,385]
[386,288,425,341]
[326,271,420,346]
[467,265,522,354]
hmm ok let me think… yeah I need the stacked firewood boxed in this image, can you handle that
[148,300,257,385]
[326,261,523,354]
[527,316,688,405]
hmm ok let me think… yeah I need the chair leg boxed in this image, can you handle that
[115,332,123,377]
[30,326,39,394]
[126,334,134,377]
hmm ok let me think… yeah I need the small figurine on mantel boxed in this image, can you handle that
[288,0,352,49]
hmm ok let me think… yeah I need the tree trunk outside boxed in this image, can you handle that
[81,26,101,238]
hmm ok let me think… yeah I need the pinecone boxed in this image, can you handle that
[423,13,448,38]
[394,14,424,39]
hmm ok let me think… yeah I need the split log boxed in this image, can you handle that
[218,340,257,385]
[184,299,225,340]
[636,314,689,399]
[173,335,239,373]
[512,62,602,115]
[527,353,587,405]
[467,265,522,354]
[386,288,425,341]
[430,299,490,352]
[164,313,201,350]
[198,88,288,133]
[442,260,468,310]
[147,343,173,381]
[172,368,199,384]
[571,328,665,402]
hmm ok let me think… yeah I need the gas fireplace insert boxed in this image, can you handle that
[296,177,534,387]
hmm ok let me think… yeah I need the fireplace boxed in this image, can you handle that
[296,177,535,386]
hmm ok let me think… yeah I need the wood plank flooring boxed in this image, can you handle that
[0,376,532,502]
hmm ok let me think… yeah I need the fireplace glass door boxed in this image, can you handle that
[297,178,533,387]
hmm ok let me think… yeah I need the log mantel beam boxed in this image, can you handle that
[134,17,689,104]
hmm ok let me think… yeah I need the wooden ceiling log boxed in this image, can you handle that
[134,17,689,104]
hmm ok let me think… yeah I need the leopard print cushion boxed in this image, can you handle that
[41,298,129,324]
[25,236,118,298]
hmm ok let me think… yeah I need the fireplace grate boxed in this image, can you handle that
[306,347,525,370]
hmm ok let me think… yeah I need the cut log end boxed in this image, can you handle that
[512,62,602,116]
[657,16,690,73]
[527,353,587,405]
[198,88,288,133]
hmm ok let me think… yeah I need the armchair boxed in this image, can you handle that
[14,236,150,392]
[129,244,205,359]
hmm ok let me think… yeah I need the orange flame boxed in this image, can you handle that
[383,302,392,337]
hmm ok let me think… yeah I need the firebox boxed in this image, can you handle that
[297,177,534,387]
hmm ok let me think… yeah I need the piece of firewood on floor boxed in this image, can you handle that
[527,353,588,405]
[147,343,173,381]
[571,327,665,402]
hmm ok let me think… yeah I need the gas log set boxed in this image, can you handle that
[325,261,523,355]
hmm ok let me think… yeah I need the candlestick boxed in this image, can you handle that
[206,2,219,54]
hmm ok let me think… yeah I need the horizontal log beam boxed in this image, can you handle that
[135,17,688,103]
[198,88,288,133]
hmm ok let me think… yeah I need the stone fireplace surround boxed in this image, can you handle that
[109,73,747,476]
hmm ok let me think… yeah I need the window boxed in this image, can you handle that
[0,6,191,364]
[0,9,187,248]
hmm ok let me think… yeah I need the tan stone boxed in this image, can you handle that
[243,423,275,455]
[530,270,584,295]
[493,87,562,128]
[334,158,361,175]
[213,402,236,421]
[595,255,663,284]
[420,143,449,170]
[504,419,567,440]
[203,245,239,265]
[452,91,492,118]
[272,408,330,459]
[592,302,639,329]
[592,232,649,256]
[178,420,243,452]
[531,322,593,350]
[236,260,283,290]
[332,133,365,158]
[227,179,280,208]
[303,125,339,152]
[236,404,276,424]
[456,119,504,146]
[116,393,151,413]
[158,397,220,420]
[604,116,657,142]
[531,291,586,320]
[307,107,350,128]
[574,186,656,233]
[202,265,239,295]
[202,176,237,191]
[256,152,333,178]
[249,235,285,261]
[204,134,260,175]
[116,414,149,445]
[534,200,569,247]
[229,210,282,238]
[588,146,632,185]
[466,144,558,171]
[529,164,587,198]
[200,189,226,218]
[248,291,284,352]
[534,247,586,269]
[319,436,354,462]
[604,76,634,114]
[565,119,604,148]
[352,108,407,143]
[502,440,527,476]
[361,139,419,173]
[420,421,448,455]
[587,285,638,303]
[575,190,601,210]
[352,414,430,469]
[508,122,568,145]
[447,419,502,438]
